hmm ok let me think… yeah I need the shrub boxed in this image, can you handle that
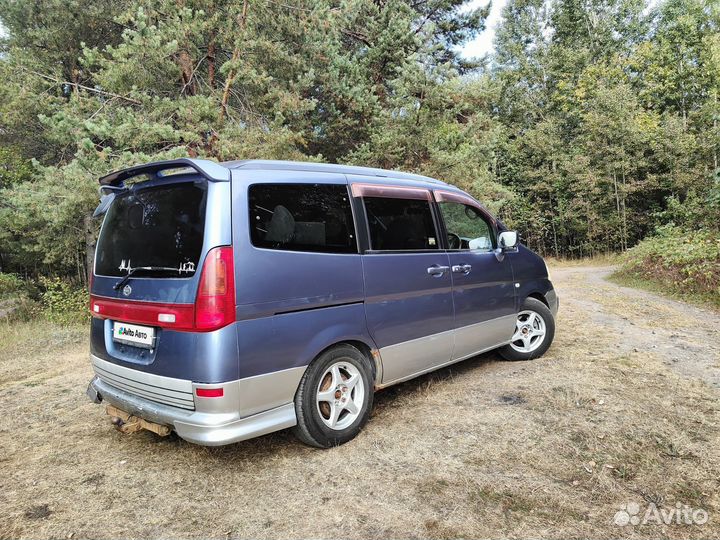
[618,226,720,306]
[38,276,89,325]
[0,273,27,298]
[0,273,42,322]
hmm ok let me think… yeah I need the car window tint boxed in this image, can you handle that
[363,197,438,251]
[249,184,357,253]
[438,201,495,251]
[95,182,206,277]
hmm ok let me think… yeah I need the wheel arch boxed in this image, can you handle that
[304,339,380,388]
[527,291,550,308]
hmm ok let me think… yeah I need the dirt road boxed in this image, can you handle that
[1,265,719,539]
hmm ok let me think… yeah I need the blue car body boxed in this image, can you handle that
[87,158,558,445]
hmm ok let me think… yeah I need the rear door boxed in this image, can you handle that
[90,176,235,381]
[435,190,516,360]
[353,182,454,384]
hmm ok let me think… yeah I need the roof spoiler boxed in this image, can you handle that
[98,158,230,186]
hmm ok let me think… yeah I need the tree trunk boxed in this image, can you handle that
[714,88,718,171]
[207,36,216,89]
[178,49,197,96]
[621,168,628,251]
[218,0,249,125]
[612,171,622,250]
[549,194,559,258]
[84,214,96,287]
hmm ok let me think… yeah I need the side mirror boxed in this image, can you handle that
[498,230,518,250]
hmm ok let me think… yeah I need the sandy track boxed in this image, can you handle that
[1,266,719,539]
[553,266,720,389]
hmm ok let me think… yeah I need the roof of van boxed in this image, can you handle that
[224,159,449,187]
[99,158,451,190]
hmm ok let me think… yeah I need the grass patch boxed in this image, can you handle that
[545,253,621,268]
[0,319,86,353]
[608,270,720,310]
[0,319,87,388]
[613,225,720,309]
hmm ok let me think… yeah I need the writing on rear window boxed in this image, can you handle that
[95,182,207,277]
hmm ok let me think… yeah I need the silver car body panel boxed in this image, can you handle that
[90,354,305,445]
[546,288,559,317]
[377,314,516,388]
[92,356,195,410]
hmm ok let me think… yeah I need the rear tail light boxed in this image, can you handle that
[89,246,235,332]
[194,246,236,331]
[90,296,195,328]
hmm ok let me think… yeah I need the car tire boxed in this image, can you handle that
[293,344,374,448]
[498,297,555,361]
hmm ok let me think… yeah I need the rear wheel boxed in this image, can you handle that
[293,344,374,448]
[499,297,555,361]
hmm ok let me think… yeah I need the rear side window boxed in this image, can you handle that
[364,197,438,251]
[95,182,207,277]
[249,184,357,253]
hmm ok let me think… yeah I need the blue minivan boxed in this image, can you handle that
[86,158,558,447]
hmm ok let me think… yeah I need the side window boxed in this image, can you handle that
[438,201,495,251]
[363,197,439,251]
[249,184,357,253]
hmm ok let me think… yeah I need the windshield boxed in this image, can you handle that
[95,181,207,278]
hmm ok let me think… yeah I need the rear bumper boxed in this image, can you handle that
[88,376,297,446]
[87,353,305,446]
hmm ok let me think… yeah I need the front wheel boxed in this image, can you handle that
[293,344,374,448]
[499,297,555,361]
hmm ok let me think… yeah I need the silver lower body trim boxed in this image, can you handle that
[89,376,297,446]
[376,341,510,389]
[89,354,306,446]
[377,314,516,388]
[546,288,559,317]
[379,327,454,383]
[92,356,195,410]
[451,314,516,361]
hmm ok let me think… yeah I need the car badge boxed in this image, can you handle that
[122,284,132,297]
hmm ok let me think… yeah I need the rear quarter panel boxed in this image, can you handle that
[231,169,376,378]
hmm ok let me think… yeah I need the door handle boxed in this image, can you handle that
[452,264,472,274]
[427,265,450,276]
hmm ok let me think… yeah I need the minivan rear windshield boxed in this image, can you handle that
[95,182,207,278]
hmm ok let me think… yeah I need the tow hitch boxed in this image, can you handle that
[106,405,172,437]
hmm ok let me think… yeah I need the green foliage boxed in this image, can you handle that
[0,0,718,303]
[618,225,720,305]
[0,273,41,322]
[491,0,720,257]
[0,273,26,299]
[38,277,89,325]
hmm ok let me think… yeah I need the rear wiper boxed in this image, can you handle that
[113,265,183,290]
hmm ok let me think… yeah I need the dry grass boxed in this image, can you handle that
[1,266,719,539]
[608,271,720,311]
[544,254,622,268]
